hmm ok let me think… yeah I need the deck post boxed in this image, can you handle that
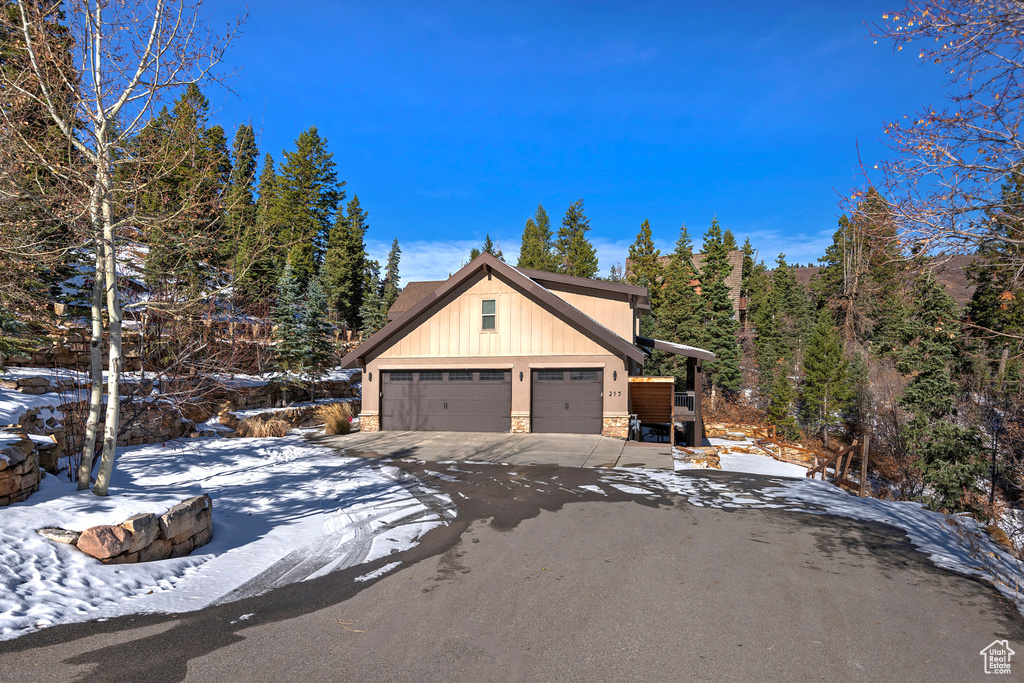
[694,360,703,447]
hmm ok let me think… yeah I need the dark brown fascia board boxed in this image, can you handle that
[516,267,650,308]
[635,335,717,362]
[338,252,647,369]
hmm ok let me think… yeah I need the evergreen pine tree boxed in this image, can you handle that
[766,361,800,441]
[898,271,986,513]
[517,204,555,271]
[236,152,281,305]
[360,259,389,337]
[800,308,854,448]
[771,253,815,351]
[300,275,335,398]
[383,239,402,311]
[740,237,756,298]
[482,234,504,261]
[722,228,738,251]
[322,195,369,329]
[272,263,305,374]
[698,218,742,398]
[651,225,704,379]
[274,127,343,283]
[555,200,599,278]
[627,219,662,306]
[965,173,1024,386]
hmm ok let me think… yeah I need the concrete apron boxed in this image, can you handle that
[309,431,675,470]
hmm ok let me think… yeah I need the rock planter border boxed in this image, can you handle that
[0,434,43,506]
[37,494,213,564]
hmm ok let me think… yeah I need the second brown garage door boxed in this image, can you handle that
[531,369,603,434]
[381,370,512,432]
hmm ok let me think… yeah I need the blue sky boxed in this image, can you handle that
[203,1,945,284]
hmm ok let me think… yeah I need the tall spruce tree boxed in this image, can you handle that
[272,262,305,374]
[555,200,599,278]
[722,228,738,251]
[482,234,504,261]
[767,361,801,441]
[518,203,555,271]
[740,237,756,299]
[652,225,704,379]
[138,84,230,286]
[698,218,742,400]
[898,271,986,513]
[360,259,388,336]
[226,124,262,303]
[235,152,281,305]
[627,219,662,305]
[322,195,369,329]
[274,126,342,284]
[800,308,853,448]
[383,238,402,312]
[965,173,1024,385]
[300,275,334,398]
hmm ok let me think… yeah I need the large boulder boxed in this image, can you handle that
[122,513,160,553]
[159,494,211,541]
[76,525,132,560]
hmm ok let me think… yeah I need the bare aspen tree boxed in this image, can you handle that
[2,0,241,495]
[871,2,1024,266]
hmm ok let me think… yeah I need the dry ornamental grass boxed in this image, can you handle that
[315,402,355,435]
[235,415,291,438]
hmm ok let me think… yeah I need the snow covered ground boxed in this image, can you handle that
[0,433,448,641]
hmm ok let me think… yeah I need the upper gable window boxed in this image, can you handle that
[482,299,496,330]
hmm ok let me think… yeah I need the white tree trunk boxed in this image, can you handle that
[77,236,105,489]
[93,166,122,497]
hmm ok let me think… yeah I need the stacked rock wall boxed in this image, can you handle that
[0,435,42,506]
[40,494,213,564]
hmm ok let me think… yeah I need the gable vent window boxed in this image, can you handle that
[482,299,496,330]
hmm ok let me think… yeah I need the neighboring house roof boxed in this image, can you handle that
[341,253,647,369]
[625,249,745,315]
[387,280,444,320]
[635,336,717,362]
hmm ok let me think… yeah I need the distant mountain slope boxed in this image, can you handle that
[792,255,977,308]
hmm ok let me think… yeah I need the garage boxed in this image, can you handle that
[381,370,512,432]
[531,369,604,434]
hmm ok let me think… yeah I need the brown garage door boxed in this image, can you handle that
[381,370,512,432]
[531,369,603,434]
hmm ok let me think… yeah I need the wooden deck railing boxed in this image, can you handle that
[674,392,695,416]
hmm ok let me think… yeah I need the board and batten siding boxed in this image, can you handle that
[541,284,634,341]
[377,273,622,360]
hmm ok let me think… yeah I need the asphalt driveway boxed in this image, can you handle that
[310,430,676,469]
[1,462,1020,682]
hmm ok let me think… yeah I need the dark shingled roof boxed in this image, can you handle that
[387,280,444,320]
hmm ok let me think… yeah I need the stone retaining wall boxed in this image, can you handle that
[0,434,42,506]
[38,494,213,564]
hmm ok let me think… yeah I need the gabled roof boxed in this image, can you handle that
[635,336,717,362]
[515,267,651,310]
[339,253,647,368]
